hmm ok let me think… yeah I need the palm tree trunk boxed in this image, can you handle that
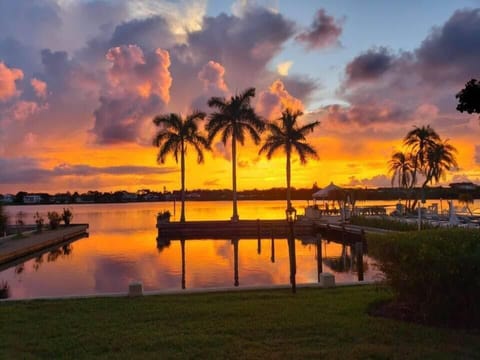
[286,148,292,210]
[180,140,186,223]
[231,133,239,221]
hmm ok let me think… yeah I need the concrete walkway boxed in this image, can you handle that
[0,224,88,266]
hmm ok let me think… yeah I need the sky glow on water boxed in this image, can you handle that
[1,201,381,299]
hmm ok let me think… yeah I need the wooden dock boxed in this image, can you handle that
[157,218,368,244]
[157,219,315,240]
[315,222,366,245]
[0,224,89,267]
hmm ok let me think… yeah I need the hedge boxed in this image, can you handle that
[368,228,480,327]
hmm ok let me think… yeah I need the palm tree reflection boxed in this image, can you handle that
[232,238,239,287]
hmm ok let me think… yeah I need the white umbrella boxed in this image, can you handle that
[312,182,342,199]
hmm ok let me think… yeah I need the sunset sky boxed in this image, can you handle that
[0,0,479,194]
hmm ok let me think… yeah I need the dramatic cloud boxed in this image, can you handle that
[198,60,228,92]
[184,7,296,87]
[127,0,207,36]
[324,8,480,135]
[416,9,480,84]
[30,78,47,99]
[296,9,343,50]
[109,16,177,51]
[257,80,304,119]
[345,47,394,85]
[0,62,23,101]
[92,45,172,144]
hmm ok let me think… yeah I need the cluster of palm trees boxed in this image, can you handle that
[388,125,458,212]
[153,87,320,222]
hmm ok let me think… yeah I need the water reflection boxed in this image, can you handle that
[1,202,381,299]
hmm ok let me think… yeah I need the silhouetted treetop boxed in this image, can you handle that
[456,78,480,116]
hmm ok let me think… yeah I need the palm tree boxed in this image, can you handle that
[403,125,440,210]
[424,139,458,187]
[153,111,208,222]
[259,109,319,211]
[403,125,440,184]
[388,151,414,210]
[388,151,414,189]
[207,88,265,221]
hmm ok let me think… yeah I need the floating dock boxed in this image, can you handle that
[0,224,89,267]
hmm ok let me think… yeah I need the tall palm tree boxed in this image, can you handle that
[259,109,319,211]
[403,125,440,185]
[153,111,208,222]
[388,151,414,189]
[207,88,265,221]
[424,139,457,187]
[388,151,415,210]
[403,125,440,210]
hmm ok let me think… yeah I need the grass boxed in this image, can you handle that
[1,286,479,359]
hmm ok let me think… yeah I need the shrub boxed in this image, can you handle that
[369,229,480,327]
[47,211,61,229]
[61,208,73,225]
[33,212,44,232]
[0,204,7,235]
[15,211,26,235]
[158,210,171,222]
[0,280,9,299]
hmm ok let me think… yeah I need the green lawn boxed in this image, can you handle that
[1,286,479,359]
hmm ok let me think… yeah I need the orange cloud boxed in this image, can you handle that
[0,61,23,101]
[105,45,172,103]
[30,78,48,99]
[257,79,304,119]
[198,60,228,92]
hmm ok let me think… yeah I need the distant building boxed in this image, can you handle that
[449,182,477,191]
[0,194,14,203]
[23,194,42,204]
[121,191,138,202]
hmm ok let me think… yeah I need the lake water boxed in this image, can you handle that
[3,198,457,299]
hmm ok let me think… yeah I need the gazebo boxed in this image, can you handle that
[312,182,342,199]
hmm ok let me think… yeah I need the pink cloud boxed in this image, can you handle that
[30,78,48,99]
[11,100,47,121]
[0,61,23,101]
[257,79,304,119]
[105,45,172,102]
[198,60,228,92]
[92,45,172,144]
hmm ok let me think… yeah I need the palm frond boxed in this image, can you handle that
[293,142,319,164]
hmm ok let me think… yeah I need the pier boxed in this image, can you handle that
[156,217,368,243]
[157,219,315,240]
[0,224,89,267]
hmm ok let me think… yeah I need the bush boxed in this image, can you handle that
[61,208,73,225]
[369,229,480,327]
[0,280,9,299]
[158,210,171,222]
[0,204,7,235]
[33,212,44,232]
[47,211,61,229]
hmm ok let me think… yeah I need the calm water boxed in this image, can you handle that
[2,198,448,299]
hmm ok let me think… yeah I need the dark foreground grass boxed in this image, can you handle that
[1,286,479,359]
